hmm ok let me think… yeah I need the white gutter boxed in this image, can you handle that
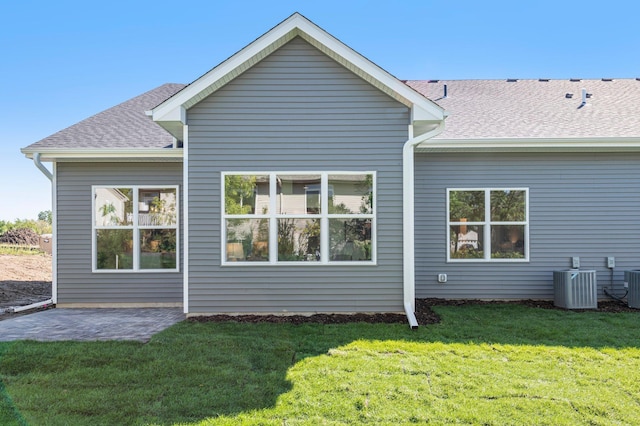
[416,136,640,153]
[403,121,446,329]
[22,148,183,162]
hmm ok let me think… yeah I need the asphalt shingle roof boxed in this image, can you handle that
[24,78,640,152]
[406,79,640,140]
[24,83,186,150]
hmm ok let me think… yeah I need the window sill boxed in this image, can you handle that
[221,261,377,267]
[92,269,180,273]
[446,259,529,263]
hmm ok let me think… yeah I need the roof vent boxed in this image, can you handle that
[506,79,518,82]
[602,78,613,82]
[578,88,590,108]
[443,84,448,98]
[539,78,550,82]
[565,93,573,99]
[428,79,439,83]
[570,78,581,82]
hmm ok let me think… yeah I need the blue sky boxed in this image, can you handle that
[1,0,639,220]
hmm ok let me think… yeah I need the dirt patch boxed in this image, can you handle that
[0,255,52,319]
[189,298,638,326]
[189,309,441,326]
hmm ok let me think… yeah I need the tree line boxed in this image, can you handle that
[0,210,52,235]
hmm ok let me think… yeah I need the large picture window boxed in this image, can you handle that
[447,188,528,262]
[93,186,179,271]
[223,172,375,264]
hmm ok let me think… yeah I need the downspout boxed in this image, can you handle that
[403,121,445,329]
[33,153,53,181]
[31,152,55,307]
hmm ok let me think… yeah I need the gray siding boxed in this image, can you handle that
[415,152,640,300]
[187,37,410,313]
[56,162,183,304]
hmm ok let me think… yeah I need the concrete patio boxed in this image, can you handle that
[0,308,184,342]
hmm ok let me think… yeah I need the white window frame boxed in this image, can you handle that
[222,171,376,266]
[92,185,180,273]
[446,188,529,262]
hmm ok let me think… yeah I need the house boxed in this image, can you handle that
[21,13,640,326]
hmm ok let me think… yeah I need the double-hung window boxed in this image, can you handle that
[223,172,375,264]
[447,188,528,261]
[93,186,179,271]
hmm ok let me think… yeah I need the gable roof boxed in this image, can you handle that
[21,13,640,160]
[22,83,185,160]
[406,78,640,150]
[150,13,445,140]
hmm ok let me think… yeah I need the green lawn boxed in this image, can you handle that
[1,304,639,425]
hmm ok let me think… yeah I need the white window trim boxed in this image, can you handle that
[446,187,529,262]
[92,185,180,273]
[221,171,376,266]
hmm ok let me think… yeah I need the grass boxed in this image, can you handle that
[0,245,44,256]
[1,304,639,425]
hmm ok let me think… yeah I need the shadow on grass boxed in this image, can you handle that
[0,304,639,425]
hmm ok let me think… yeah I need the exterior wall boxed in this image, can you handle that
[187,37,410,313]
[415,152,640,300]
[56,162,183,305]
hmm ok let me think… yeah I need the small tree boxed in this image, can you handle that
[225,175,256,214]
[38,210,53,225]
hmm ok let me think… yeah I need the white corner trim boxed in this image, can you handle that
[52,162,58,304]
[182,124,189,314]
[402,121,446,328]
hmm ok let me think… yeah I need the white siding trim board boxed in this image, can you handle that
[183,124,189,313]
[52,162,58,304]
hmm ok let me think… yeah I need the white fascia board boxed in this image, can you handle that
[151,13,445,124]
[152,105,186,124]
[412,105,446,123]
[21,148,183,162]
[416,137,640,152]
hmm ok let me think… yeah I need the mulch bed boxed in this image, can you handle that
[188,298,638,326]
